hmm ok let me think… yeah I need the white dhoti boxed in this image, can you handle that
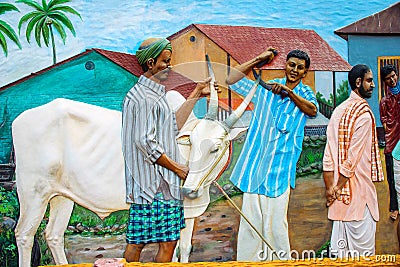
[330,206,376,258]
[394,158,400,209]
[236,188,291,261]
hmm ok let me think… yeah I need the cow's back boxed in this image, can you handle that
[12,98,129,217]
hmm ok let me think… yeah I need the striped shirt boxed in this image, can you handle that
[229,77,318,197]
[122,75,181,204]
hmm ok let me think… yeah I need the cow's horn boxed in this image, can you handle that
[205,80,218,120]
[223,75,260,129]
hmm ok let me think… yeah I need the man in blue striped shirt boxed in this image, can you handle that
[226,49,318,261]
[122,38,211,262]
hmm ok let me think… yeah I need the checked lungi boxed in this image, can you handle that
[126,193,185,244]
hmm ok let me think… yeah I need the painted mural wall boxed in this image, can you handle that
[347,35,400,127]
[0,1,399,266]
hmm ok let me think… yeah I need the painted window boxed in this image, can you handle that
[378,56,400,101]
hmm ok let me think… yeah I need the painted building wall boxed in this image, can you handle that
[170,27,317,110]
[347,35,400,127]
[170,27,229,98]
[0,52,137,163]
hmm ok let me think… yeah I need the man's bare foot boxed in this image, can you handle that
[390,210,399,221]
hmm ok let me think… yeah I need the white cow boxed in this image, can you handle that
[12,79,258,266]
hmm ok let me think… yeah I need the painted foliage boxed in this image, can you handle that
[0,1,399,266]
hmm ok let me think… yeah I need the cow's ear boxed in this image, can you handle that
[228,127,248,141]
[177,133,191,145]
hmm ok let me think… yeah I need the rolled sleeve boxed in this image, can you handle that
[302,86,319,118]
[339,160,354,178]
[229,77,253,97]
[140,142,163,164]
[323,144,334,171]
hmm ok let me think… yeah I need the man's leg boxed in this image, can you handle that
[236,189,290,261]
[156,240,178,262]
[346,206,376,256]
[331,206,376,258]
[124,243,145,262]
[393,158,400,250]
[260,187,291,260]
[124,203,146,262]
[330,219,347,258]
[385,153,398,219]
[237,193,264,261]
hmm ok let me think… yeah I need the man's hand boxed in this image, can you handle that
[326,185,344,207]
[174,163,189,180]
[226,47,276,85]
[267,82,291,96]
[265,81,317,116]
[255,47,276,67]
[156,154,189,180]
[176,77,218,130]
[390,210,399,221]
[325,186,336,207]
[195,77,218,96]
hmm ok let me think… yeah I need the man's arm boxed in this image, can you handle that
[323,137,337,206]
[323,135,336,206]
[226,47,275,85]
[175,77,213,130]
[134,99,189,179]
[323,129,350,206]
[264,82,317,117]
[379,99,387,132]
[285,87,317,117]
[156,153,188,180]
[327,113,371,206]
[323,171,335,206]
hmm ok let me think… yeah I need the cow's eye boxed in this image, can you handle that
[210,147,219,153]
[210,144,220,153]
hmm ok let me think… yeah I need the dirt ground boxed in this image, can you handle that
[65,194,241,264]
[65,169,399,264]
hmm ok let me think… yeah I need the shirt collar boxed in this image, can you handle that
[138,75,165,96]
[349,90,363,101]
[279,77,304,91]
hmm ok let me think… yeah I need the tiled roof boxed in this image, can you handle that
[94,48,197,98]
[93,48,142,76]
[0,48,196,98]
[335,2,400,40]
[169,24,351,72]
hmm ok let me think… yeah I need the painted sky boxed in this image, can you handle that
[0,0,397,87]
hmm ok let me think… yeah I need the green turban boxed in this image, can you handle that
[136,38,172,65]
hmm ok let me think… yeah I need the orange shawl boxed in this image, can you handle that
[337,99,384,204]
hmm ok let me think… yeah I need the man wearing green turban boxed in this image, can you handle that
[136,38,172,66]
[122,37,213,262]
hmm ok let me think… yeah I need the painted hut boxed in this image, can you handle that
[335,1,400,131]
[0,48,195,174]
[168,24,352,119]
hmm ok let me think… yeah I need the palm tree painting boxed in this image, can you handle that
[0,2,22,57]
[17,0,81,64]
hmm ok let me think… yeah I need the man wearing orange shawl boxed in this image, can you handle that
[323,64,384,258]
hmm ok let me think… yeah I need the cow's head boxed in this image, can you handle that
[177,76,258,200]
